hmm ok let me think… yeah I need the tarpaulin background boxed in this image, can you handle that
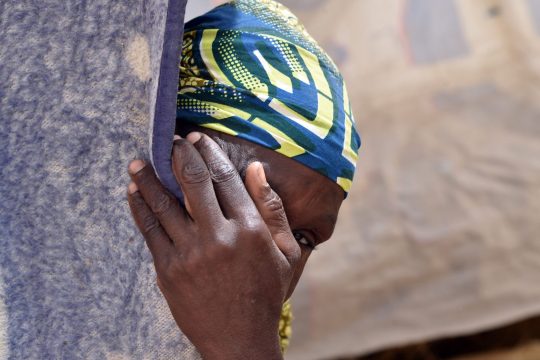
[275,1,540,359]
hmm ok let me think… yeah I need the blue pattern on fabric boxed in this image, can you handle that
[177,0,361,194]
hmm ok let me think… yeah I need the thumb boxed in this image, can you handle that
[245,162,300,266]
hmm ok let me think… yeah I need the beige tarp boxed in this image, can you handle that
[284,1,540,359]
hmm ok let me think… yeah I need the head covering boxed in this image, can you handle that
[176,0,361,195]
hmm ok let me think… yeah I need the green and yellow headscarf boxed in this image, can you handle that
[177,0,361,194]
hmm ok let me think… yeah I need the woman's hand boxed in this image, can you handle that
[126,132,301,360]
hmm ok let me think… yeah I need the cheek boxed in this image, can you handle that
[295,248,311,279]
[286,249,311,298]
[299,247,311,265]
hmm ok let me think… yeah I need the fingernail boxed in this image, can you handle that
[174,135,181,141]
[128,159,145,174]
[128,182,138,194]
[186,132,202,144]
[256,162,267,185]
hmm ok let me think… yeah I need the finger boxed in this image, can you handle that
[245,162,300,266]
[127,182,174,265]
[128,160,191,245]
[190,132,258,220]
[171,136,224,226]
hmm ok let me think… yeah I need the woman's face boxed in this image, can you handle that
[194,128,345,297]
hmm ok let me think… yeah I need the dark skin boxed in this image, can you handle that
[127,129,343,359]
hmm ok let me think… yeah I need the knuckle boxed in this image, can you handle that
[141,214,161,236]
[234,220,268,247]
[210,224,236,247]
[181,162,210,184]
[174,140,211,184]
[208,161,237,184]
[242,220,265,237]
[128,191,145,209]
[199,223,236,258]
[259,182,272,198]
[210,229,231,245]
[264,190,285,214]
[151,191,175,216]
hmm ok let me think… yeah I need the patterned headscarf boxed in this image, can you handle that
[177,0,361,195]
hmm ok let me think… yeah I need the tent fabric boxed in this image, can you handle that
[0,0,200,358]
[282,1,540,359]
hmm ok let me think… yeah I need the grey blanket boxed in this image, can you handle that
[0,0,200,358]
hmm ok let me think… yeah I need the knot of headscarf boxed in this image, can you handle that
[177,0,361,195]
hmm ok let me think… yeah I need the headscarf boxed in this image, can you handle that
[176,0,361,195]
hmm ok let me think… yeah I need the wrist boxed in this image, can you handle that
[198,330,283,360]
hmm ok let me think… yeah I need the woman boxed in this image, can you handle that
[127,0,361,357]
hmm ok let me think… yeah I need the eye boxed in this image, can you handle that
[293,232,316,250]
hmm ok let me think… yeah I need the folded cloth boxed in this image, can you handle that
[0,0,202,358]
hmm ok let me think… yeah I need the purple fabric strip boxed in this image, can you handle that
[151,0,187,203]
